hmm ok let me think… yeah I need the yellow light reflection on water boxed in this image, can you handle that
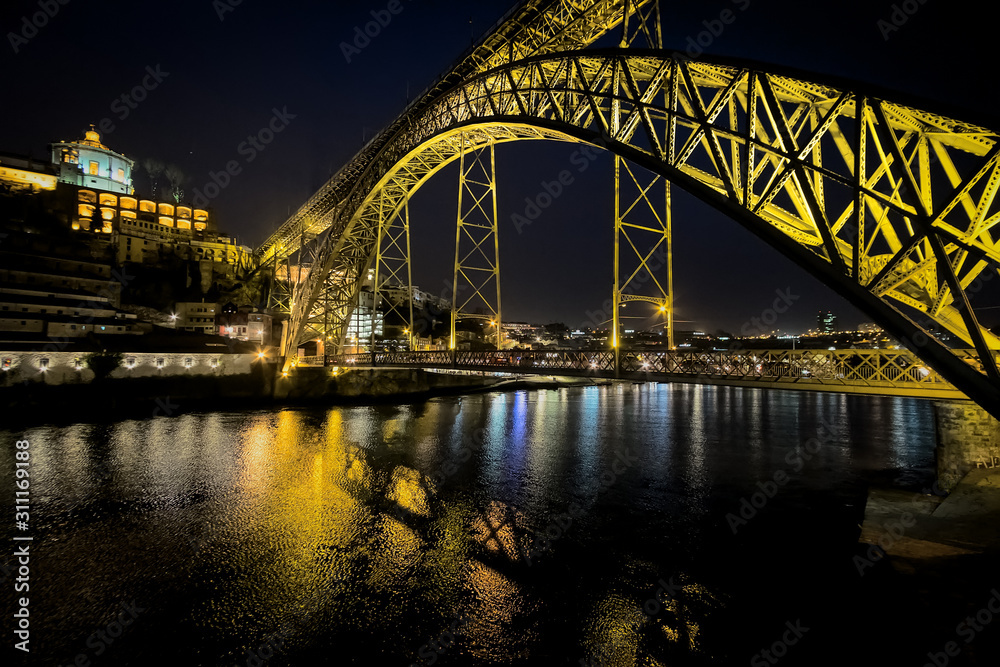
[462,560,536,662]
[580,575,723,665]
[389,466,431,517]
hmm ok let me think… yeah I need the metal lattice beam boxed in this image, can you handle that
[255,0,657,265]
[282,50,1000,418]
[451,136,503,351]
[372,193,414,351]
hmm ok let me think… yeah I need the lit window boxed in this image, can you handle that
[117,168,124,181]
[89,161,99,175]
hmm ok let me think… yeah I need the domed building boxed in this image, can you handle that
[51,126,134,195]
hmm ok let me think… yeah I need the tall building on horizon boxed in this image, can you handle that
[817,310,837,334]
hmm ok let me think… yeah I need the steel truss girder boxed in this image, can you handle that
[451,136,502,350]
[326,348,967,400]
[372,192,414,351]
[614,155,672,351]
[255,0,657,265]
[285,126,574,363]
[288,50,1000,418]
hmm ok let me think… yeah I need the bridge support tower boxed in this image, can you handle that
[451,133,502,355]
[612,0,673,375]
[372,192,415,356]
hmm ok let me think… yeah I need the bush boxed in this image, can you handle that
[84,351,124,382]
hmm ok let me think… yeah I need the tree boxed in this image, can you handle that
[165,164,186,204]
[84,351,124,382]
[141,158,165,199]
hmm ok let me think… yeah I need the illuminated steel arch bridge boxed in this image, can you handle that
[255,0,1000,417]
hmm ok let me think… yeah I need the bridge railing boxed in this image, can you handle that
[615,349,969,388]
[324,348,979,392]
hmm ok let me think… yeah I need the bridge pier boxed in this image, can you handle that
[933,400,1000,492]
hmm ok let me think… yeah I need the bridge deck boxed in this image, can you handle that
[313,349,971,401]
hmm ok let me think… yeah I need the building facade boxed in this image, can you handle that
[0,128,253,271]
[218,303,273,344]
[173,301,219,335]
[51,127,134,195]
[817,311,837,334]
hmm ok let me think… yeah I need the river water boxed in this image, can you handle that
[1,383,977,666]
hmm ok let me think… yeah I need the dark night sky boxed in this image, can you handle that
[2,0,998,333]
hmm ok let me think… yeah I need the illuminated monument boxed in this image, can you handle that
[51,126,135,195]
[0,126,251,268]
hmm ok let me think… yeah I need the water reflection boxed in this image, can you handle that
[0,384,936,665]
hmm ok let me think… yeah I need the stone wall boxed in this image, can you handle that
[934,400,1000,492]
[1,352,275,424]
[0,350,257,386]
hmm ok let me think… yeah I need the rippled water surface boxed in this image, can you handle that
[1,384,943,665]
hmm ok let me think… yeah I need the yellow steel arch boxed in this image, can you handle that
[257,0,659,266]
[284,124,583,357]
[283,50,1000,416]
